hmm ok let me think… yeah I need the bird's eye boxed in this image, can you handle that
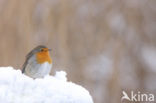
[41,49,44,52]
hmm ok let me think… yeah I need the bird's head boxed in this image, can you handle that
[33,45,52,64]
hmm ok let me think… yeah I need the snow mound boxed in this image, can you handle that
[0,67,93,103]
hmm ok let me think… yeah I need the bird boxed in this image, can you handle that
[22,45,52,79]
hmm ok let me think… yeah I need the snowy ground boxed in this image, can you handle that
[0,67,93,103]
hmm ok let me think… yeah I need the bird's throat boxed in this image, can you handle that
[36,52,52,64]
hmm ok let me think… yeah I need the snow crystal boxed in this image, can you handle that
[0,67,93,103]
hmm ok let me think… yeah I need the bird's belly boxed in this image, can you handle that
[25,62,52,78]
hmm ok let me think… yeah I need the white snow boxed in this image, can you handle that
[0,67,93,103]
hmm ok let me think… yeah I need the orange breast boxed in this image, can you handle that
[36,51,52,64]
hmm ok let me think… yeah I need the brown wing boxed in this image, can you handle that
[22,59,28,73]
[22,49,34,73]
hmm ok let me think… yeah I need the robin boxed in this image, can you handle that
[22,45,52,79]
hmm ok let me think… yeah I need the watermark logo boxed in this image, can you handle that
[121,91,154,102]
